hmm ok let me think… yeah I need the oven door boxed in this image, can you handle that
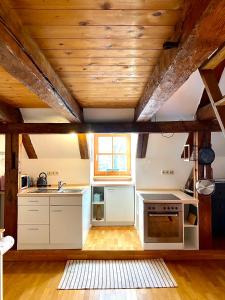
[144,211,183,243]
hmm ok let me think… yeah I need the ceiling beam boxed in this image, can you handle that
[0,100,37,159]
[0,120,220,134]
[136,134,149,158]
[0,0,82,123]
[77,134,89,159]
[202,43,225,70]
[199,69,225,137]
[135,0,225,121]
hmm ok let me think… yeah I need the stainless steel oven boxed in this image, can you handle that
[144,203,183,243]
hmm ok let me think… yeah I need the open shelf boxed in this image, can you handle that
[184,220,198,227]
[184,226,199,250]
[92,186,105,224]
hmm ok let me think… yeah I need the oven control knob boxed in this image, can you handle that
[171,207,174,210]
[163,207,166,210]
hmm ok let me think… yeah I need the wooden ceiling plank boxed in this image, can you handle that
[15,9,181,26]
[43,49,162,59]
[10,0,183,10]
[27,25,174,39]
[35,38,166,51]
[77,134,89,159]
[135,0,225,121]
[0,0,82,122]
[136,133,149,158]
[0,120,221,134]
[199,69,225,137]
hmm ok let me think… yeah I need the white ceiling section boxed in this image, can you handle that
[0,135,5,152]
[83,108,134,122]
[21,108,69,123]
[155,70,204,121]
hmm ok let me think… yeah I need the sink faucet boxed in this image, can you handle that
[58,180,66,191]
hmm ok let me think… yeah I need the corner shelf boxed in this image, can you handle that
[92,186,105,225]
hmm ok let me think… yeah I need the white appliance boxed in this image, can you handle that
[21,175,30,189]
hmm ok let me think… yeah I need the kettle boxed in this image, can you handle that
[37,172,48,187]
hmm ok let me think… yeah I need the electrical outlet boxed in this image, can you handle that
[47,171,59,176]
[161,169,174,175]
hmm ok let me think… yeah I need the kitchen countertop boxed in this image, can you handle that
[18,185,89,196]
[136,189,198,204]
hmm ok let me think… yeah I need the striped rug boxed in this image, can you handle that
[58,259,177,289]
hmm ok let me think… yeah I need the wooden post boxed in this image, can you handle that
[4,133,19,247]
[194,131,213,249]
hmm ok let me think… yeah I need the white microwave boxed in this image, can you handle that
[21,175,30,189]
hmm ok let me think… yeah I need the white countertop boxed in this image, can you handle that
[18,185,89,196]
[137,189,198,204]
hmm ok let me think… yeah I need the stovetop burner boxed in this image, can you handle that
[140,193,180,201]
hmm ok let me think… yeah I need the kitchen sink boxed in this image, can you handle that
[28,188,82,193]
[58,189,83,193]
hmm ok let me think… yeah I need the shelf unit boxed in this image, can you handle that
[92,186,105,225]
[183,203,199,250]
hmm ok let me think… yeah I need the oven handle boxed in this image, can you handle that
[148,213,179,217]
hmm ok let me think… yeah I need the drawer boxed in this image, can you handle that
[50,196,82,206]
[18,206,49,224]
[18,196,49,206]
[18,225,49,244]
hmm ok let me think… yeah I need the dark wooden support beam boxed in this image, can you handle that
[4,133,19,247]
[0,100,37,159]
[135,0,225,121]
[77,134,89,159]
[194,132,213,249]
[136,133,149,158]
[0,120,221,134]
[22,134,37,159]
[0,0,82,123]
[199,69,225,136]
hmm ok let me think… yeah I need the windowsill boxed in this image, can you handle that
[93,176,132,182]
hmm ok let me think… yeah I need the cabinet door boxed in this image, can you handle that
[50,206,82,247]
[105,186,134,224]
[18,206,49,225]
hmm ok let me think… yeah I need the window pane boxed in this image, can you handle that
[113,155,127,171]
[113,137,127,153]
[98,155,112,171]
[98,137,112,153]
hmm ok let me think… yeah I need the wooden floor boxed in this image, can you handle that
[83,226,142,250]
[4,260,225,299]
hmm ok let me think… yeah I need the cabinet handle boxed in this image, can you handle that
[28,200,38,203]
[28,209,39,212]
[52,209,62,212]
[108,189,115,191]
[27,228,39,231]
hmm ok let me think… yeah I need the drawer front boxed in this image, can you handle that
[18,225,49,244]
[18,196,49,206]
[18,206,49,224]
[50,196,82,206]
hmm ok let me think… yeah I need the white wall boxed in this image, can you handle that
[20,134,90,185]
[136,133,193,189]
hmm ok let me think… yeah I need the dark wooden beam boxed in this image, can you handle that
[22,134,37,159]
[135,0,225,121]
[4,133,19,247]
[202,43,225,70]
[199,69,225,136]
[0,120,221,134]
[136,133,149,158]
[194,132,213,249]
[77,134,89,159]
[0,100,37,159]
[0,0,82,123]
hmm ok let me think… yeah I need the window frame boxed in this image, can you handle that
[94,133,131,177]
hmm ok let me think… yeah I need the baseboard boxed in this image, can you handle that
[4,249,225,261]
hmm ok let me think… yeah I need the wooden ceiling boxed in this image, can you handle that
[5,0,183,108]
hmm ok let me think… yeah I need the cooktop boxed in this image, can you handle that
[140,193,180,200]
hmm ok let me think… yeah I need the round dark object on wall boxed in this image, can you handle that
[198,147,215,165]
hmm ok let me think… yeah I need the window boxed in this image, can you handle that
[94,134,131,177]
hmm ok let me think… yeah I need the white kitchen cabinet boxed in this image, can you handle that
[50,205,82,247]
[105,186,134,225]
[17,189,91,250]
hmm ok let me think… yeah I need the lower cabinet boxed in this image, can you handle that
[17,189,91,250]
[50,206,82,247]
